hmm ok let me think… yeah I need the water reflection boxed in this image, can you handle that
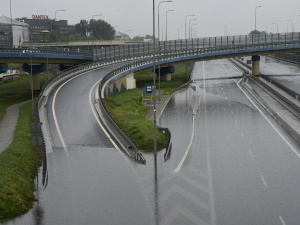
[32,204,44,225]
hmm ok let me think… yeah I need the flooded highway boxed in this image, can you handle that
[2,58,300,225]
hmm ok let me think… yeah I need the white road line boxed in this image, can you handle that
[260,175,268,188]
[231,110,234,115]
[240,132,244,139]
[223,92,226,95]
[279,216,287,225]
[237,79,300,159]
[89,81,120,150]
[235,119,238,125]
[52,81,68,151]
[203,61,217,225]
[248,149,254,158]
[52,66,120,152]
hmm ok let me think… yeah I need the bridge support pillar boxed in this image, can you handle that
[106,73,136,96]
[22,63,47,91]
[252,55,260,76]
[165,73,172,81]
[125,73,136,90]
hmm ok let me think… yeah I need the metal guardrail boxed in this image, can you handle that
[98,93,146,164]
[0,46,92,57]
[260,74,300,100]
[252,76,300,115]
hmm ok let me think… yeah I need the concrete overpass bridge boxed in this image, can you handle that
[1,32,300,91]
[93,32,300,96]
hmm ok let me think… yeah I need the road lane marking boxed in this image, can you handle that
[248,149,254,158]
[89,81,120,150]
[260,175,268,188]
[174,112,196,173]
[52,81,68,151]
[279,216,286,225]
[202,61,217,225]
[241,132,244,139]
[51,66,120,152]
[235,119,238,125]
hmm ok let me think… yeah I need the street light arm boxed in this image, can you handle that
[185,14,195,39]
[158,0,172,41]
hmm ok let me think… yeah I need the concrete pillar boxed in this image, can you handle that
[252,55,260,76]
[125,73,136,90]
[32,74,41,91]
[165,73,172,81]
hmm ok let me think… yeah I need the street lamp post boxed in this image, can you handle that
[55,9,65,48]
[255,6,261,31]
[185,14,195,39]
[190,24,198,39]
[158,0,172,41]
[157,1,171,101]
[165,10,174,41]
[272,23,279,33]
[10,0,13,47]
[286,20,294,33]
[189,19,197,39]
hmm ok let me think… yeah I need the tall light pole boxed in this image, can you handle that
[255,6,261,31]
[272,23,278,33]
[9,0,13,47]
[189,18,197,39]
[165,10,174,41]
[286,20,294,32]
[185,14,195,39]
[191,24,198,39]
[55,9,65,48]
[158,0,172,41]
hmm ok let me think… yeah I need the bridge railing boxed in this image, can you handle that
[94,32,300,62]
[0,46,92,57]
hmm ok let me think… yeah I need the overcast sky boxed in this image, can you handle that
[1,0,299,40]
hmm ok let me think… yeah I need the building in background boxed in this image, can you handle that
[0,15,29,47]
[16,15,74,43]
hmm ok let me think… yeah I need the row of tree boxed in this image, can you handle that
[38,19,155,43]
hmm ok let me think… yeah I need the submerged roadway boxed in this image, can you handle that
[2,58,300,225]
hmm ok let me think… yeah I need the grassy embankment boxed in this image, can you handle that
[0,69,51,219]
[103,63,193,152]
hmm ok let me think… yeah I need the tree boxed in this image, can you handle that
[75,19,89,37]
[90,19,116,40]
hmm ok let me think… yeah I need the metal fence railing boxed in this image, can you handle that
[94,32,300,62]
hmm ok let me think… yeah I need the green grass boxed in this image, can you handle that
[104,89,167,151]
[0,73,50,121]
[0,70,53,219]
[0,100,38,219]
[103,63,193,152]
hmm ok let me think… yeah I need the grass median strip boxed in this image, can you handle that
[103,63,193,152]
